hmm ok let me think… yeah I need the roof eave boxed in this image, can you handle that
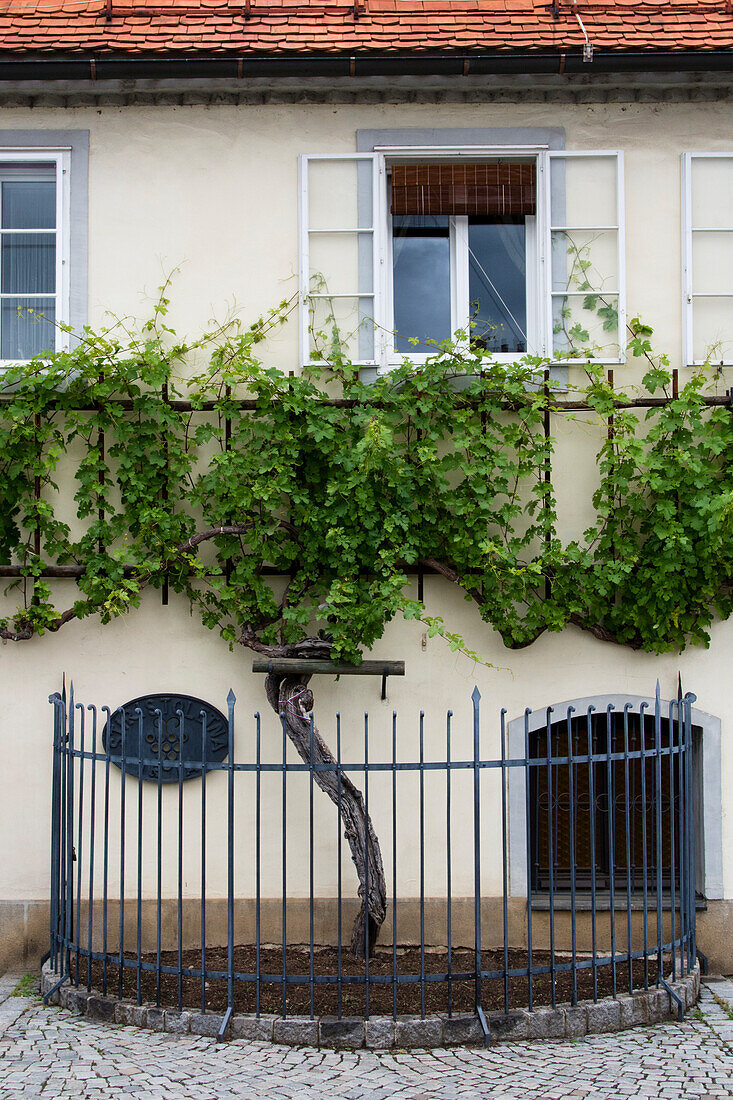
[0,48,731,81]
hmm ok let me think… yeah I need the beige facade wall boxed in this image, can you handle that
[0,96,725,377]
[1,94,732,967]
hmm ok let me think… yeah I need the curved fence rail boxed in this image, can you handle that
[47,683,698,1042]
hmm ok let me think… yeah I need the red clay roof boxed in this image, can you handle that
[0,0,730,57]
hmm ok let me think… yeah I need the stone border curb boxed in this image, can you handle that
[40,959,700,1048]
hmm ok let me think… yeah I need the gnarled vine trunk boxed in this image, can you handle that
[264,668,387,959]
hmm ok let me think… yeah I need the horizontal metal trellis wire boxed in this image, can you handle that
[47,684,698,1031]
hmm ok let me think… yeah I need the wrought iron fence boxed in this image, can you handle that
[46,683,698,1043]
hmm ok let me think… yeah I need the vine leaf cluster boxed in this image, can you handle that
[1,294,732,661]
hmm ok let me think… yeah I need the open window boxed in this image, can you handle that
[299,148,625,370]
[682,153,733,366]
[390,161,536,357]
[0,151,69,362]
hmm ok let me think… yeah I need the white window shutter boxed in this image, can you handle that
[544,151,625,364]
[682,152,733,366]
[298,153,384,369]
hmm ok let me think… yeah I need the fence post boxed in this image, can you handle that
[684,692,697,971]
[67,684,75,987]
[44,690,73,1004]
[654,683,664,989]
[218,689,236,1042]
[472,687,489,1046]
[87,705,98,993]
[524,706,534,1012]
[48,693,62,972]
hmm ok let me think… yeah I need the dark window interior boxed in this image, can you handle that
[529,710,683,893]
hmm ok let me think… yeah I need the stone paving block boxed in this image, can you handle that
[114,1001,148,1028]
[273,1016,319,1046]
[655,988,674,1020]
[85,996,116,1023]
[659,988,679,1019]
[587,998,622,1034]
[190,1011,226,1038]
[163,1009,191,1034]
[635,988,664,1024]
[528,1005,565,1039]
[319,1016,365,1049]
[146,1006,165,1032]
[65,989,89,1016]
[440,1013,485,1046]
[488,1009,529,1041]
[632,990,652,1025]
[365,1015,395,1048]
[616,994,635,1030]
[230,1013,274,1041]
[0,997,30,1038]
[564,1004,588,1038]
[394,1014,443,1048]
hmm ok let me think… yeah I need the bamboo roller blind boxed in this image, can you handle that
[390,163,537,217]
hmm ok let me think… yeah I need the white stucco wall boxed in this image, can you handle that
[0,95,731,924]
[0,97,726,374]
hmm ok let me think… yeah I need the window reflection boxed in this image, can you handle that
[468,219,526,353]
[0,177,57,359]
[393,215,451,353]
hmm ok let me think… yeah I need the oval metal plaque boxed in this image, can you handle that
[102,693,229,782]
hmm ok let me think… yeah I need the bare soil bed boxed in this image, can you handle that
[76,946,658,1018]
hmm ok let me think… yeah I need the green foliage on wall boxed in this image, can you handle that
[1,291,733,662]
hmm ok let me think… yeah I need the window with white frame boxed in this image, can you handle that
[389,161,537,357]
[299,148,625,370]
[0,151,69,361]
[682,153,733,366]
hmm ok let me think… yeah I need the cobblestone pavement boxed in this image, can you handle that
[0,979,733,1099]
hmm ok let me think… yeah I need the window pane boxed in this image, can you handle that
[1,297,55,359]
[309,231,373,297]
[308,159,372,232]
[550,156,617,227]
[393,216,450,353]
[692,232,733,294]
[691,158,733,230]
[692,296,733,362]
[468,220,526,353]
[308,295,374,362]
[2,180,55,229]
[551,229,618,295]
[552,293,620,358]
[1,233,55,294]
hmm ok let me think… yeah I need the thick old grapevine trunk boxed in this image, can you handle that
[264,669,387,959]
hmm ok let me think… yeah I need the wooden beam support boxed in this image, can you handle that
[251,658,405,677]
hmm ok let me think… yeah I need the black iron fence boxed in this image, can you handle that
[46,684,698,1042]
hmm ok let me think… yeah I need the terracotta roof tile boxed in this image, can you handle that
[0,0,727,56]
